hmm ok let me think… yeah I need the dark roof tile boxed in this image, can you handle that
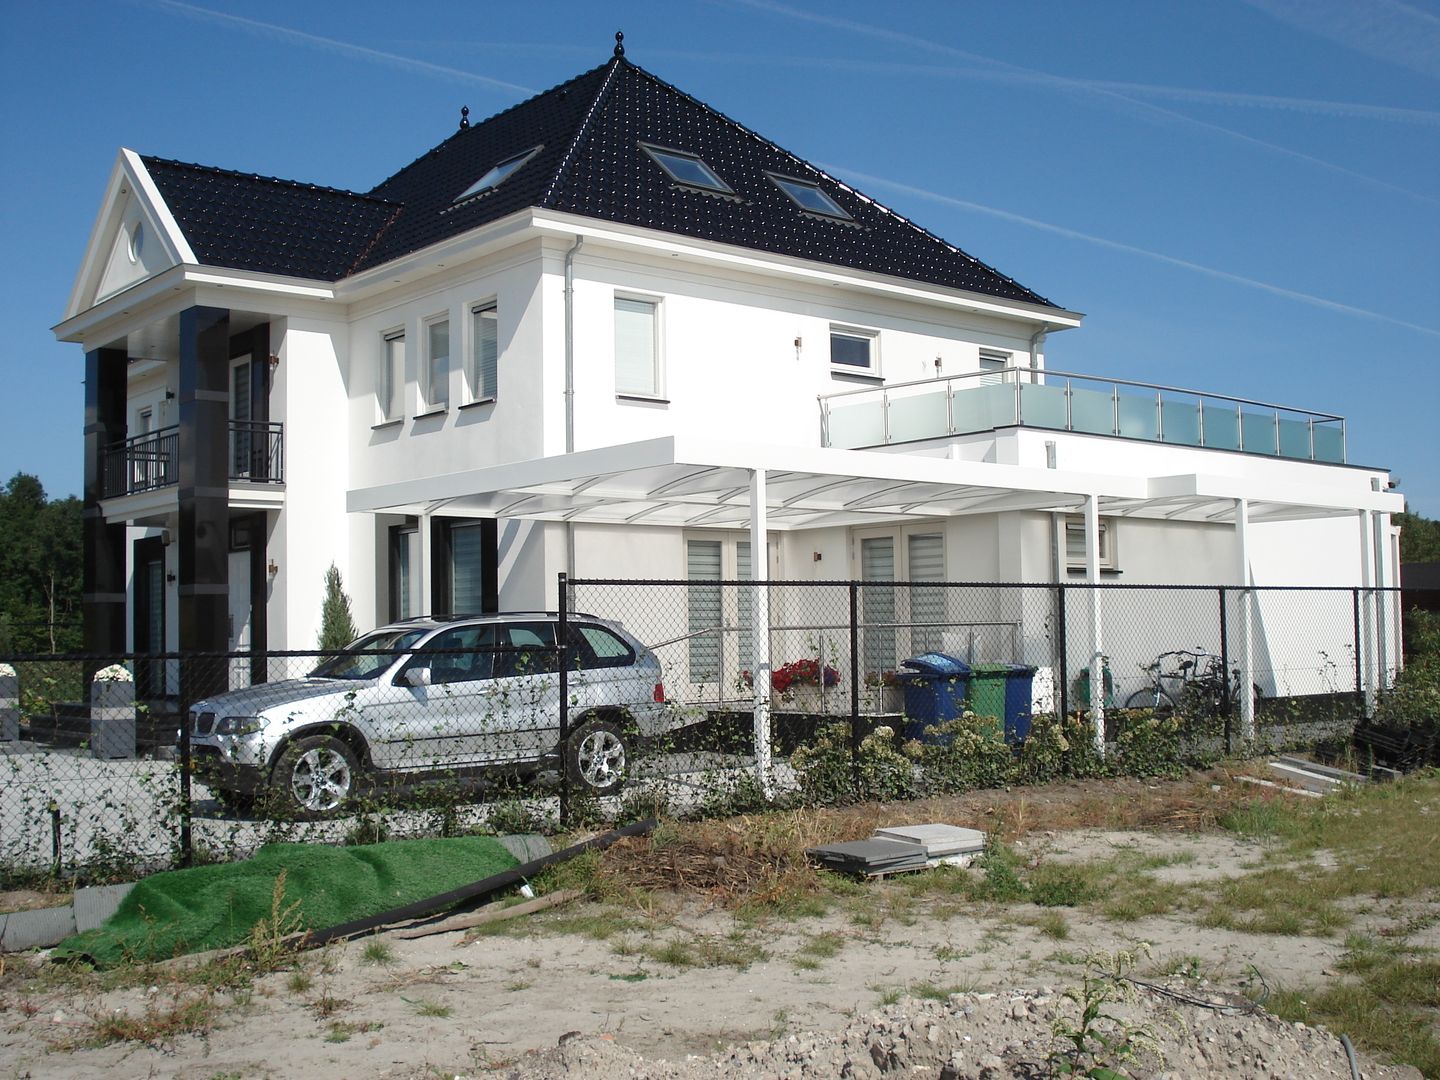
[140,57,1056,308]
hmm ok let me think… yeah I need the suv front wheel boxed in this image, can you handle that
[566,719,629,796]
[271,734,361,819]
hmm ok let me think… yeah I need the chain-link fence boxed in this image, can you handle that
[0,582,1427,887]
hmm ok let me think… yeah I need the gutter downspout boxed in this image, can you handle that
[1028,326,1047,382]
[563,235,583,579]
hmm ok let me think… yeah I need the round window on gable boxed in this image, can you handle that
[128,222,145,263]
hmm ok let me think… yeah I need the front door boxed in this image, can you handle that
[134,538,166,699]
[227,550,251,690]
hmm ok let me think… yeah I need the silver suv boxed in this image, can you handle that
[189,613,667,818]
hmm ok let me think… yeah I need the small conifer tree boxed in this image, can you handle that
[319,564,358,650]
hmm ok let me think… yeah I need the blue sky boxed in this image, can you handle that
[2,0,1437,515]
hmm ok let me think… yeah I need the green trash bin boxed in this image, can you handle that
[965,664,1011,740]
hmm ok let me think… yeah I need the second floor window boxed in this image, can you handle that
[381,332,405,421]
[471,304,498,402]
[425,318,450,411]
[830,327,876,374]
[615,296,660,398]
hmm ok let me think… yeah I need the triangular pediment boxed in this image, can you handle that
[65,149,195,320]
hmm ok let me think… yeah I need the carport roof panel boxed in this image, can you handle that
[348,436,1145,527]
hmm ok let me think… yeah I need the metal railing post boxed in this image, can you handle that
[1056,584,1069,719]
[1218,587,1231,755]
[1352,587,1364,718]
[849,582,861,794]
[557,573,570,827]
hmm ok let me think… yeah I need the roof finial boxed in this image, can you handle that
[614,30,625,57]
[459,105,470,131]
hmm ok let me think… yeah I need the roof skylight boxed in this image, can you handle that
[641,145,732,193]
[453,146,542,203]
[768,174,851,219]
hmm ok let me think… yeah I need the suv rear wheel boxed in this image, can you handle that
[566,719,628,796]
[271,734,361,819]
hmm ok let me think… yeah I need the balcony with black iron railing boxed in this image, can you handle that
[102,421,284,499]
[819,367,1346,464]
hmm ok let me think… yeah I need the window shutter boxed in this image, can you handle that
[908,533,945,654]
[860,537,896,674]
[472,307,498,399]
[615,298,657,396]
[686,540,722,682]
[450,523,485,614]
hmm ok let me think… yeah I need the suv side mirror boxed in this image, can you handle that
[402,666,431,688]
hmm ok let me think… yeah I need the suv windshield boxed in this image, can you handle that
[311,628,428,680]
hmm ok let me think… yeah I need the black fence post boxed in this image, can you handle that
[557,573,570,828]
[1352,587,1364,719]
[1056,584,1069,720]
[849,582,861,794]
[1218,586,1232,755]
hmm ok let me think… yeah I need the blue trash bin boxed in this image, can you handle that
[899,653,971,743]
[1002,665,1037,743]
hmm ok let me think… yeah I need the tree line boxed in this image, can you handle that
[0,473,82,653]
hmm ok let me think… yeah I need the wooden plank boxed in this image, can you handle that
[394,889,583,940]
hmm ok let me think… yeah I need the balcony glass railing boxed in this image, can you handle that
[102,421,285,499]
[819,368,1346,464]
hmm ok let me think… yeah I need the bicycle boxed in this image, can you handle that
[1124,648,1243,721]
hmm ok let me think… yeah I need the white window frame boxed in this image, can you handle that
[467,301,498,404]
[851,523,948,673]
[978,348,1010,385]
[614,294,664,400]
[421,314,450,414]
[379,329,406,423]
[830,325,878,376]
[1064,516,1118,571]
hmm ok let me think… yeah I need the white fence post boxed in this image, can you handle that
[0,663,17,741]
[90,665,136,760]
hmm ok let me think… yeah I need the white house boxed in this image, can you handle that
[55,41,1403,720]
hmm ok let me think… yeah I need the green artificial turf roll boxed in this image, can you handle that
[52,836,519,967]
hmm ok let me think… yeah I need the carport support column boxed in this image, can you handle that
[1235,498,1256,742]
[1084,494,1104,755]
[419,510,434,615]
[1353,509,1376,720]
[749,469,773,797]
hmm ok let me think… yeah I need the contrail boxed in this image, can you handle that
[824,165,1440,340]
[1242,0,1440,80]
[731,0,1436,203]
[143,0,534,96]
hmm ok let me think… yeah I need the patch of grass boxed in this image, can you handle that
[608,970,648,982]
[797,930,846,962]
[1026,863,1102,907]
[286,969,313,994]
[83,992,218,1047]
[1267,979,1440,1076]
[649,939,697,967]
[360,938,395,966]
[1028,910,1071,940]
[1100,877,1184,922]
[910,979,975,1000]
[538,910,637,941]
[410,998,453,1018]
[324,1019,382,1044]
[872,983,904,1006]
[1217,797,1305,840]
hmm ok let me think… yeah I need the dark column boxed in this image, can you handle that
[177,307,230,693]
[83,346,129,658]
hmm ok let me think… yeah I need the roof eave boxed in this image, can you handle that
[528,209,1084,328]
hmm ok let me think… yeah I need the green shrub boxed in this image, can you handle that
[904,712,1014,794]
[1113,710,1192,778]
[1014,713,1109,784]
[791,722,915,805]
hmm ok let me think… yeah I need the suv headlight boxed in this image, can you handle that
[215,715,268,736]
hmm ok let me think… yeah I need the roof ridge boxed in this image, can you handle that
[141,155,398,207]
[615,63,1052,307]
[538,55,627,208]
[367,60,613,197]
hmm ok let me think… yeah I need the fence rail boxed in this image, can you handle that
[0,581,1427,887]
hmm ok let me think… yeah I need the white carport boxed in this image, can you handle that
[349,435,1402,787]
